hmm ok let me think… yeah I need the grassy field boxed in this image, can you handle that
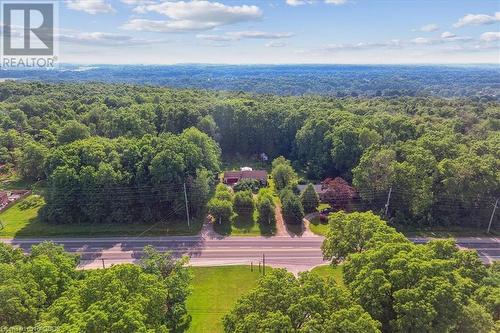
[310,264,345,287]
[185,265,345,333]
[213,210,276,237]
[0,195,202,238]
[187,266,263,333]
[308,216,329,236]
[399,226,498,238]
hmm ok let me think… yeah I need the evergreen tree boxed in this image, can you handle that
[300,183,319,214]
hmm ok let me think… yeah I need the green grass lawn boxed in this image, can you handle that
[399,226,499,238]
[308,216,329,236]
[213,201,276,237]
[0,195,202,238]
[0,172,31,190]
[187,266,263,333]
[310,265,345,287]
[317,203,331,211]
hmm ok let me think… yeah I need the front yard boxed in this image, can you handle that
[186,266,263,333]
[308,216,329,236]
[213,204,276,237]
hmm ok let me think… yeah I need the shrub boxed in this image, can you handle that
[207,198,233,224]
[214,183,233,201]
[19,195,44,210]
[233,179,261,193]
[233,190,254,216]
[256,188,275,224]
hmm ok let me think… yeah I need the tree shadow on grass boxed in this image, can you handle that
[232,214,255,233]
[309,216,327,228]
[285,221,305,237]
[257,217,276,237]
[213,220,232,236]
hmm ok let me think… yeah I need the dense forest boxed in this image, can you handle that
[0,81,498,228]
[2,64,499,99]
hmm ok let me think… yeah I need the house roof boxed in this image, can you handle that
[297,184,325,194]
[224,170,268,181]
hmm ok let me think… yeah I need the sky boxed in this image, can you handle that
[26,0,500,64]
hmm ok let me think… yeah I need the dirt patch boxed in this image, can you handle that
[274,202,288,236]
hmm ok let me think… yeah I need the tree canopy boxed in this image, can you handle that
[0,81,497,229]
[223,269,380,333]
[300,183,320,214]
[321,211,499,332]
[0,242,191,332]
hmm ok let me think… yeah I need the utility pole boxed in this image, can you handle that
[262,253,266,276]
[384,187,393,216]
[487,198,498,234]
[183,182,190,228]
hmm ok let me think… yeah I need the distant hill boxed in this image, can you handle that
[1,64,499,99]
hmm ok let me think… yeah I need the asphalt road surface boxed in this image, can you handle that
[1,236,498,273]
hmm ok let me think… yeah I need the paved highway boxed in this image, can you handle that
[1,236,498,273]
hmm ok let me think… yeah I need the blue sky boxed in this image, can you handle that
[50,0,500,63]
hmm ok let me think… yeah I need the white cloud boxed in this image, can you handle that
[325,0,347,5]
[411,35,472,45]
[124,1,262,32]
[197,30,294,42]
[59,31,166,46]
[285,0,347,6]
[441,31,456,39]
[228,31,294,39]
[266,41,287,47]
[286,0,306,5]
[415,23,439,32]
[411,37,434,45]
[121,0,153,4]
[453,12,500,28]
[480,32,500,42]
[322,35,473,52]
[196,34,235,42]
[122,18,216,32]
[324,39,402,51]
[66,0,114,14]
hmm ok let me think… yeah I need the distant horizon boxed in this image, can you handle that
[17,62,500,67]
[5,0,497,64]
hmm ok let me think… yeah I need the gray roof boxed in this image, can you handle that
[224,170,268,181]
[297,184,324,193]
